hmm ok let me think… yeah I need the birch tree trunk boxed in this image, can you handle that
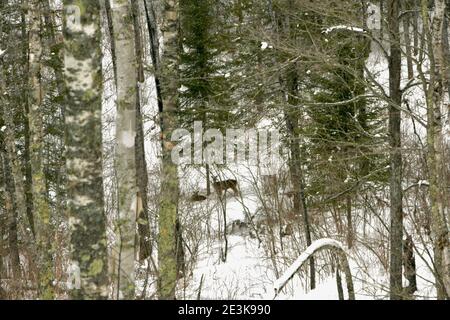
[64,0,108,300]
[158,0,181,300]
[28,0,54,299]
[387,0,404,300]
[421,0,450,299]
[443,3,450,100]
[110,0,138,299]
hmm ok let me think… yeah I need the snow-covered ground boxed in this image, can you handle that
[105,7,438,301]
[134,183,436,300]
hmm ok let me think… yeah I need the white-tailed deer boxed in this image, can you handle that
[190,191,207,202]
[212,176,240,197]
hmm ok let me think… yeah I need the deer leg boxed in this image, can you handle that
[232,185,240,197]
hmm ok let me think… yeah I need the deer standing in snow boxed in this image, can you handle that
[212,176,240,197]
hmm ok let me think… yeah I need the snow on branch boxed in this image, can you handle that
[273,239,355,299]
[404,180,430,192]
[323,25,366,34]
[0,49,6,58]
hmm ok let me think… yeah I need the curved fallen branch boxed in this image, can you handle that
[273,239,355,300]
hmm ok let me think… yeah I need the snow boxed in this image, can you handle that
[119,2,438,301]
[186,235,273,300]
[323,25,366,34]
[151,39,438,297]
[0,126,6,132]
[417,180,429,187]
[0,49,6,57]
[273,239,347,298]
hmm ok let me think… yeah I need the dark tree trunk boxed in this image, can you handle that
[388,0,404,300]
[336,261,345,300]
[20,4,35,237]
[346,195,354,249]
[413,0,420,55]
[104,0,117,85]
[1,154,21,281]
[401,0,415,79]
[131,0,152,263]
[285,66,316,290]
[403,235,417,298]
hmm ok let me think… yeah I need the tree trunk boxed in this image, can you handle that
[0,111,26,283]
[28,0,54,299]
[63,0,108,300]
[0,76,30,247]
[144,0,163,113]
[421,0,450,299]
[401,0,415,79]
[412,0,420,55]
[346,195,354,249]
[158,0,181,300]
[0,170,5,297]
[443,5,450,100]
[20,3,35,237]
[387,0,404,300]
[0,153,21,281]
[284,65,316,290]
[336,261,344,300]
[0,48,30,277]
[42,0,65,96]
[131,0,152,263]
[104,0,117,85]
[403,234,417,298]
[110,0,139,299]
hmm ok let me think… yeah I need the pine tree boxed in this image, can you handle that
[180,0,234,194]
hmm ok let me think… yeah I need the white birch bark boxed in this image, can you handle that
[110,0,138,299]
